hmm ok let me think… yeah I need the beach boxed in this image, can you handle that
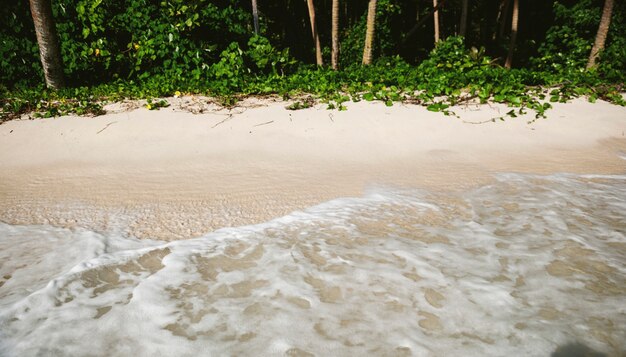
[0,98,625,356]
[1,97,624,239]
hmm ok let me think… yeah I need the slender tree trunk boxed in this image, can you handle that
[252,0,259,34]
[459,0,468,38]
[331,0,340,70]
[403,0,447,43]
[362,0,377,65]
[433,0,440,43]
[497,0,510,40]
[492,0,504,40]
[587,0,614,69]
[504,0,518,69]
[306,0,323,66]
[416,0,420,22]
[29,0,65,89]
[439,1,444,38]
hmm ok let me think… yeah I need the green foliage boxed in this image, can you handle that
[2,35,624,123]
[0,0,251,86]
[1,2,624,123]
[416,36,493,93]
[246,35,295,75]
[533,0,626,82]
[210,42,246,93]
[285,97,315,110]
[0,86,105,121]
[145,98,170,110]
[207,36,296,94]
[339,0,403,67]
[533,1,596,73]
[0,3,42,86]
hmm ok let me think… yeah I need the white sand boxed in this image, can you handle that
[0,97,624,239]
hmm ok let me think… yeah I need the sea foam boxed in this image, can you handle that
[0,173,624,356]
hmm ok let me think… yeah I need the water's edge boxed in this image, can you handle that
[1,173,624,356]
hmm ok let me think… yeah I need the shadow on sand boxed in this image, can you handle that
[551,342,607,357]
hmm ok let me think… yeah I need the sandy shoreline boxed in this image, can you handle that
[0,97,625,239]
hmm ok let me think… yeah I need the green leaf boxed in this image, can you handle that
[509,96,522,105]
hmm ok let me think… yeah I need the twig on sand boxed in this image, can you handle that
[462,117,499,125]
[253,120,274,127]
[211,114,233,128]
[210,107,249,128]
[96,121,117,134]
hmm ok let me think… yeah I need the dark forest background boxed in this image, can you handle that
[2,0,624,86]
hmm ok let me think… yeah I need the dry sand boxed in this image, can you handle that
[0,97,624,240]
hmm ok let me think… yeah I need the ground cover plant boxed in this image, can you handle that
[1,0,624,122]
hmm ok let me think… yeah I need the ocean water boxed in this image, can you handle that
[0,173,624,356]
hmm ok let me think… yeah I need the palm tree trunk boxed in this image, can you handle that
[29,0,65,89]
[251,0,259,34]
[433,0,440,43]
[504,0,518,69]
[306,0,323,66]
[587,0,614,69]
[362,0,377,65]
[331,0,339,69]
[459,0,468,38]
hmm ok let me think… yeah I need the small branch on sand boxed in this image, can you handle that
[211,114,233,128]
[462,117,502,124]
[96,121,117,134]
[253,120,274,127]
[210,107,250,129]
[463,117,510,124]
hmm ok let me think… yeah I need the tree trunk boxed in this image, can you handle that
[362,0,377,65]
[331,0,339,70]
[29,0,65,89]
[433,0,440,43]
[587,0,614,69]
[403,0,447,43]
[306,0,323,66]
[497,0,510,41]
[416,0,420,22]
[459,0,468,38]
[504,0,518,69]
[252,0,259,34]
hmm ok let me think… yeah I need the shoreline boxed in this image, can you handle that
[1,97,625,240]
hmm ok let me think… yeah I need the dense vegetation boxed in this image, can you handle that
[1,0,624,121]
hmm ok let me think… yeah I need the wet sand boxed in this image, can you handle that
[0,97,625,240]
